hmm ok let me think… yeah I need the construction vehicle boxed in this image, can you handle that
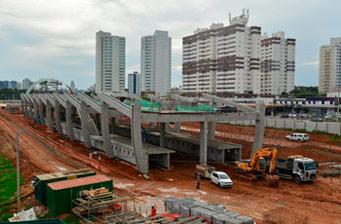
[272,155,317,183]
[235,148,280,187]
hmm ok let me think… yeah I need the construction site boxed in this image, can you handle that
[0,79,341,224]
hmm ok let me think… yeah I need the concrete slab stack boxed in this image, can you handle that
[164,197,254,224]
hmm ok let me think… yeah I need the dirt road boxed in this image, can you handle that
[0,110,340,223]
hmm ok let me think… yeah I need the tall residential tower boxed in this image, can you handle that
[182,10,261,94]
[260,32,296,95]
[319,38,341,94]
[141,30,172,96]
[96,31,126,94]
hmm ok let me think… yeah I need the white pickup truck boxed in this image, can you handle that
[286,133,309,142]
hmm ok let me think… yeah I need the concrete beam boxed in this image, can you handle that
[98,93,132,118]
[141,112,257,123]
[200,121,208,165]
[202,94,256,113]
[251,102,266,157]
[65,100,75,140]
[131,104,148,174]
[101,102,112,157]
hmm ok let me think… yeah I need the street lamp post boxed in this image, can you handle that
[16,129,24,210]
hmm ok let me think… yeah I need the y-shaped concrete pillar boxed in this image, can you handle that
[131,104,148,175]
[46,100,53,130]
[101,102,112,157]
[200,121,208,165]
[80,101,91,148]
[251,102,266,157]
[160,122,166,147]
[65,101,75,140]
[54,100,62,135]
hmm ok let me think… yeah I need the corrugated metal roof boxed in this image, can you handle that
[35,169,95,181]
[47,174,111,190]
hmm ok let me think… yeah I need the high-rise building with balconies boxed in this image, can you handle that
[141,30,171,96]
[96,31,126,94]
[182,10,261,94]
[260,32,296,95]
[319,38,341,94]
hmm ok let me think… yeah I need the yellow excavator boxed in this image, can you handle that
[235,148,280,187]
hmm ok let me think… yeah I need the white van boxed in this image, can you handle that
[286,133,309,142]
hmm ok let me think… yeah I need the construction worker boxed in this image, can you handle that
[150,205,157,219]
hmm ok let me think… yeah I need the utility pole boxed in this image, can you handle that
[16,129,24,210]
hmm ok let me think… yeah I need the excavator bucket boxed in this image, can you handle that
[266,174,280,187]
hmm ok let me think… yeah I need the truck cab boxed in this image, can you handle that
[274,156,317,183]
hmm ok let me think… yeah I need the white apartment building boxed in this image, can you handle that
[128,71,141,97]
[96,31,126,94]
[260,32,296,95]
[22,78,33,89]
[319,38,341,94]
[141,30,171,96]
[182,10,261,94]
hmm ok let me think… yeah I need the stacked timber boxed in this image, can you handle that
[72,187,114,216]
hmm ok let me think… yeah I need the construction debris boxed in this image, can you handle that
[8,208,37,222]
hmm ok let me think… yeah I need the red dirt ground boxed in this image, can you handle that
[0,110,340,223]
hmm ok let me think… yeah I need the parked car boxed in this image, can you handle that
[210,171,233,188]
[286,133,309,142]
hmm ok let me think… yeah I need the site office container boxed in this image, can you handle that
[46,175,113,217]
[34,169,96,206]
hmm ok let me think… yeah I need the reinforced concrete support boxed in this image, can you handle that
[251,102,266,157]
[208,121,216,139]
[65,100,75,140]
[33,99,39,123]
[131,104,148,174]
[38,100,44,124]
[160,122,166,147]
[80,101,91,148]
[46,100,53,130]
[54,100,62,135]
[101,102,112,157]
[200,121,208,166]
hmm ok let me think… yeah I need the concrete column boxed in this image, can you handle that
[38,100,45,124]
[131,104,148,175]
[28,102,34,120]
[54,100,62,135]
[33,100,39,123]
[174,122,181,132]
[21,100,26,117]
[208,121,216,139]
[46,100,53,130]
[160,122,166,147]
[65,100,75,140]
[200,121,208,166]
[251,102,266,157]
[80,101,91,148]
[101,102,112,157]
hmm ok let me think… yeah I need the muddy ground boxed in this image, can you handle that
[0,110,340,223]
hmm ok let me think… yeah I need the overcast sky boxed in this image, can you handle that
[0,0,340,89]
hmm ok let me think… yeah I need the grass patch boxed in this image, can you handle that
[330,134,341,144]
[0,155,23,220]
[63,214,79,224]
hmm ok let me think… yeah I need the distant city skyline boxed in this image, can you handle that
[0,0,340,89]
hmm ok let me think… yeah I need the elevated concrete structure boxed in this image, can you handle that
[21,84,265,174]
